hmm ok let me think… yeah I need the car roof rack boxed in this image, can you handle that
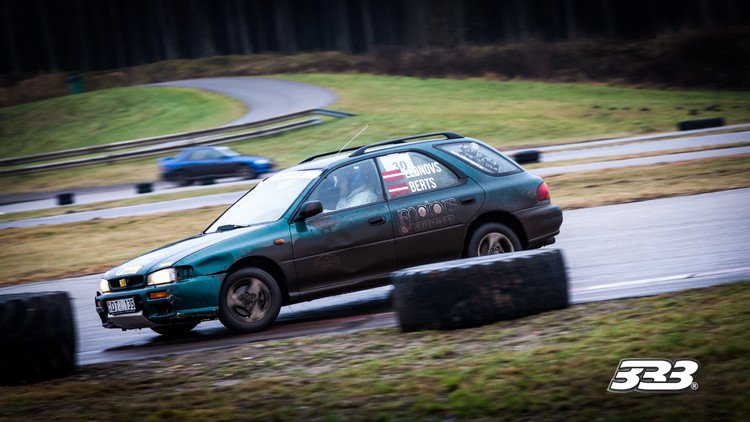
[300,132,464,164]
[298,145,363,164]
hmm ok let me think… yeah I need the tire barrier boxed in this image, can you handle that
[135,182,153,194]
[677,117,724,131]
[0,291,77,385]
[392,249,568,332]
[56,192,74,206]
[513,150,541,164]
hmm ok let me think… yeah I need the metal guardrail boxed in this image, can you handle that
[0,108,354,176]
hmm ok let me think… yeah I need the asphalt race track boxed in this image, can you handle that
[2,188,749,365]
[2,77,749,365]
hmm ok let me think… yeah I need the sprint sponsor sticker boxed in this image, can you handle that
[379,153,444,197]
[382,169,405,182]
[608,359,700,393]
[387,183,410,196]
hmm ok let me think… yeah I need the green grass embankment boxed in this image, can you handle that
[2,75,749,193]
[1,281,748,421]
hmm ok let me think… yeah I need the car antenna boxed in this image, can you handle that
[338,124,370,154]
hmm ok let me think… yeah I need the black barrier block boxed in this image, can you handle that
[513,150,540,164]
[392,249,569,332]
[136,183,153,194]
[0,291,77,385]
[677,118,724,131]
[56,193,74,206]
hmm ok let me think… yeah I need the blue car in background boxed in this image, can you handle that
[159,146,273,186]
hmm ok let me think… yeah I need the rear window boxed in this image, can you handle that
[438,142,520,175]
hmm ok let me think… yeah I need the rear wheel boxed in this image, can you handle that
[466,223,522,257]
[150,322,198,337]
[219,268,281,333]
[236,165,256,180]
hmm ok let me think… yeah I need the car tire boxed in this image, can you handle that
[174,170,194,187]
[0,292,76,385]
[236,165,256,180]
[218,268,282,333]
[150,322,199,337]
[392,249,569,332]
[465,222,522,257]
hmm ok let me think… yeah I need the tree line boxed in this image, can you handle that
[2,0,748,75]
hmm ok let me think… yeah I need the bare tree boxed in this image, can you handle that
[36,0,59,71]
[3,0,21,73]
[155,0,178,60]
[454,0,466,46]
[564,0,578,40]
[235,0,253,54]
[361,0,375,52]
[335,0,352,53]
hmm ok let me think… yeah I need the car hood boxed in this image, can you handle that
[103,225,268,279]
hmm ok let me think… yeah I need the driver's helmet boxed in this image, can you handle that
[348,166,365,190]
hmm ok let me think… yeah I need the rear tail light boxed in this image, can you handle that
[536,181,550,201]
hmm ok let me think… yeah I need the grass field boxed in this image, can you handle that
[2,74,749,193]
[0,86,246,159]
[1,280,747,421]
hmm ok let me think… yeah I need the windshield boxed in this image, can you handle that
[205,170,321,233]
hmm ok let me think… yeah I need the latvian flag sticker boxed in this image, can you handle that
[382,169,404,182]
[387,183,410,196]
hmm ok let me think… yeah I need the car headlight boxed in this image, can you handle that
[147,268,177,286]
[100,278,111,293]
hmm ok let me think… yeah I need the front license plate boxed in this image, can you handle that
[107,298,136,314]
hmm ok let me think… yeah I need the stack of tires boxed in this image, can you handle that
[0,292,77,385]
[392,249,568,332]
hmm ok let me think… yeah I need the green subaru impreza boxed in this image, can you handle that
[95,132,562,335]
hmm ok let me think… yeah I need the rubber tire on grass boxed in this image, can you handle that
[392,249,569,332]
[218,268,282,334]
[0,291,76,385]
[677,117,724,131]
[513,150,541,164]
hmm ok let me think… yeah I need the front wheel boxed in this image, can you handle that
[173,170,194,187]
[236,165,256,180]
[219,268,281,333]
[465,223,522,257]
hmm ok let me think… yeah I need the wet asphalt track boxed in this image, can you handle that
[2,188,749,365]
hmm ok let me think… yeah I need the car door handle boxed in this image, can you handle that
[460,195,476,205]
[368,216,386,226]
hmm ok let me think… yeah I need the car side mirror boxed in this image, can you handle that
[297,201,323,220]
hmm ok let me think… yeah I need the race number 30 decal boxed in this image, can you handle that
[607,359,700,393]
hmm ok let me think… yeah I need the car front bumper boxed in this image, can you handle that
[95,274,224,330]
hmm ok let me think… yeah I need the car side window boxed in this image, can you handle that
[308,160,384,213]
[437,142,520,175]
[203,149,223,160]
[186,150,203,161]
[376,152,459,199]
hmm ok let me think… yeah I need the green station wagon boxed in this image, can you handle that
[95,132,563,335]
